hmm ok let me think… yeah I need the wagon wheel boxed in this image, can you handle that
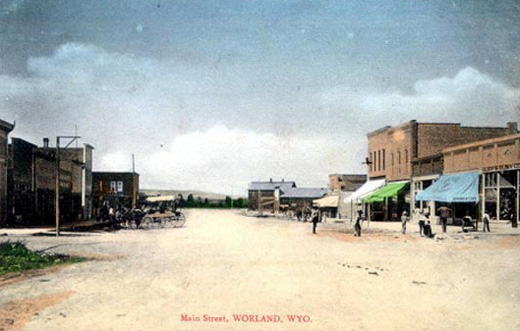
[158,217,170,228]
[160,217,173,228]
[151,217,163,229]
[173,213,186,228]
[140,217,154,229]
[129,219,138,230]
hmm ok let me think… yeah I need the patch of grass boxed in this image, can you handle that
[0,242,86,275]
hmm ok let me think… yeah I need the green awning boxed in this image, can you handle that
[362,182,409,203]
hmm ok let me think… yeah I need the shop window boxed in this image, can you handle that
[500,172,516,188]
[485,173,497,187]
[423,180,433,189]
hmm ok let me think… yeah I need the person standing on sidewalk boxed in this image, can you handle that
[423,220,435,238]
[437,206,451,233]
[401,211,408,234]
[108,205,115,223]
[354,210,363,237]
[482,212,491,232]
[417,211,426,237]
[508,212,517,228]
[311,206,321,234]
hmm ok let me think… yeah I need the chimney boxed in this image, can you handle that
[282,178,284,182]
[270,178,273,183]
[43,137,49,148]
[507,122,518,133]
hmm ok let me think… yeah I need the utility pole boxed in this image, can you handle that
[55,135,80,237]
[230,186,233,209]
[131,154,137,209]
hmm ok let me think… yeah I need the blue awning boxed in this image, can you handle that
[416,172,480,203]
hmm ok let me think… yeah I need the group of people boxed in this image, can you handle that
[296,207,313,223]
[99,200,118,223]
[404,210,434,238]
[308,206,363,236]
[309,207,364,236]
[403,208,494,237]
[309,207,435,237]
[307,204,514,237]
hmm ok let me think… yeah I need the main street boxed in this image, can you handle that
[1,209,519,330]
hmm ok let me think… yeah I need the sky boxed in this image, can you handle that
[1,0,519,194]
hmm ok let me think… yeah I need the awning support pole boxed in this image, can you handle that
[367,203,371,228]
[516,171,520,224]
[384,197,389,221]
[497,173,501,221]
[480,173,485,229]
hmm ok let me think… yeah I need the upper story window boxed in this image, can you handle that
[398,151,401,174]
[378,150,381,171]
[0,137,6,157]
[382,150,386,170]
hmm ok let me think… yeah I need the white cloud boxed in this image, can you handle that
[321,66,519,129]
[1,42,518,195]
[99,125,365,194]
[98,151,133,173]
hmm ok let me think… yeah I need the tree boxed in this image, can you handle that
[236,198,244,208]
[187,194,195,207]
[177,194,186,208]
[225,196,232,208]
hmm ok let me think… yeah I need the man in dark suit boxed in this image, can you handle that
[354,210,363,237]
[311,206,321,234]
[437,206,451,233]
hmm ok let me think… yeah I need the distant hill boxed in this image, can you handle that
[140,189,246,200]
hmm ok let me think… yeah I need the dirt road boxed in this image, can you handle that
[1,209,519,330]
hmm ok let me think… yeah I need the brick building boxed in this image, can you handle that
[328,174,367,192]
[44,143,95,220]
[6,137,94,226]
[92,172,140,217]
[365,120,517,221]
[0,119,15,225]
[442,133,520,223]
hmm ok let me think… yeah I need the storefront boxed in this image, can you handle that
[362,181,410,221]
[482,166,519,222]
[340,179,385,221]
[442,133,520,224]
[416,172,480,223]
[313,194,339,219]
[411,174,440,217]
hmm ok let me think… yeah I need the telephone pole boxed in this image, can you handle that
[55,135,80,236]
